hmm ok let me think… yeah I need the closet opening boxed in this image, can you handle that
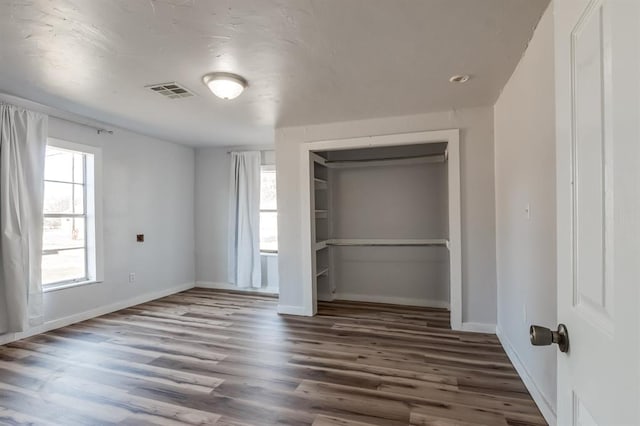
[299,130,462,329]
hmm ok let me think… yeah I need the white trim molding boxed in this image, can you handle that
[0,282,195,346]
[460,322,497,334]
[496,326,557,426]
[45,137,104,289]
[299,129,463,329]
[195,281,279,296]
[333,293,450,310]
[277,304,312,316]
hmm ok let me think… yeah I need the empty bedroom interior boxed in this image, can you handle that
[1,0,637,425]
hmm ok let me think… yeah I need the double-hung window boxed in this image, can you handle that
[259,165,278,253]
[42,138,102,290]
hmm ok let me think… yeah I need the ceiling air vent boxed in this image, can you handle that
[146,82,195,99]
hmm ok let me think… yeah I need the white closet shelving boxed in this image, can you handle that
[314,177,328,189]
[309,144,451,306]
[324,152,446,168]
[325,238,448,247]
[311,153,333,300]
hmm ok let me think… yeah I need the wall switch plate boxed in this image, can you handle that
[129,273,135,283]
[136,234,144,242]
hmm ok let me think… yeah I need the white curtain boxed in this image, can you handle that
[228,151,262,288]
[0,104,47,333]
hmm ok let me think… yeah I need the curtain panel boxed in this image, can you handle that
[228,151,261,288]
[0,103,47,333]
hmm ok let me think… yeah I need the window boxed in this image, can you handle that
[42,139,102,290]
[259,165,278,253]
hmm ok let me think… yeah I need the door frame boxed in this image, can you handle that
[298,129,463,329]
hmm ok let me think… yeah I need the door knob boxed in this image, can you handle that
[530,324,569,353]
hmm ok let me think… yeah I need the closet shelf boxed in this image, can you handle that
[326,238,448,247]
[324,153,446,169]
[314,178,328,190]
[315,241,328,251]
[315,210,328,218]
[316,267,329,277]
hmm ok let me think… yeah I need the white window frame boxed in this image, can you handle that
[43,138,104,292]
[260,164,278,254]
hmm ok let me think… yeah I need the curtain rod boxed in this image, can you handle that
[0,94,114,135]
[226,149,273,154]
[52,115,113,135]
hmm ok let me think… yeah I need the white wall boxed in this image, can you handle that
[494,5,556,421]
[276,106,497,325]
[194,147,278,289]
[329,161,449,306]
[195,147,229,284]
[0,112,196,339]
[330,162,448,239]
[44,118,196,320]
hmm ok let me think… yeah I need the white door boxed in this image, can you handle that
[555,0,640,424]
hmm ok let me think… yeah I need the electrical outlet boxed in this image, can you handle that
[129,273,136,283]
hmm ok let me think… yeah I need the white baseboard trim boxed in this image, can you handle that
[195,281,279,295]
[317,292,335,302]
[195,281,238,289]
[460,322,496,334]
[333,292,450,309]
[0,282,195,346]
[277,304,312,316]
[496,326,557,426]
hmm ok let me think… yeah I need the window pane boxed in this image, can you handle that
[43,217,85,250]
[73,184,84,214]
[73,153,85,184]
[260,170,277,210]
[44,147,74,183]
[260,211,278,251]
[42,248,86,285]
[44,182,84,214]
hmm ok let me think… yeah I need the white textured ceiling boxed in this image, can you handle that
[0,0,549,146]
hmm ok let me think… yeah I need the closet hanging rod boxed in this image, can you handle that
[324,152,446,165]
[325,238,449,248]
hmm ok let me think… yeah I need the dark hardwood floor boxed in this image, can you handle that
[0,289,546,425]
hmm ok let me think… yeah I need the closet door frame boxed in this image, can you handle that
[299,129,462,330]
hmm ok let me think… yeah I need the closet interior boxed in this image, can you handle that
[310,142,452,309]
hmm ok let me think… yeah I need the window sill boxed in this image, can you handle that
[43,279,102,293]
[260,251,278,256]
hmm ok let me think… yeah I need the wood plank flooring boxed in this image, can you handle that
[0,289,546,425]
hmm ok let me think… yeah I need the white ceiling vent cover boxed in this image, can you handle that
[146,82,195,99]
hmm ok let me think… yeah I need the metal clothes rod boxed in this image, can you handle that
[326,243,448,247]
[324,152,445,164]
[324,238,449,248]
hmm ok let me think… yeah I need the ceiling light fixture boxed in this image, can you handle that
[203,72,248,100]
[449,74,470,83]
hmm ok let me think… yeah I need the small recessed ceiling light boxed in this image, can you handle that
[449,74,470,83]
[203,72,248,100]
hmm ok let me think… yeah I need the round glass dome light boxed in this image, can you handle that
[203,72,248,100]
